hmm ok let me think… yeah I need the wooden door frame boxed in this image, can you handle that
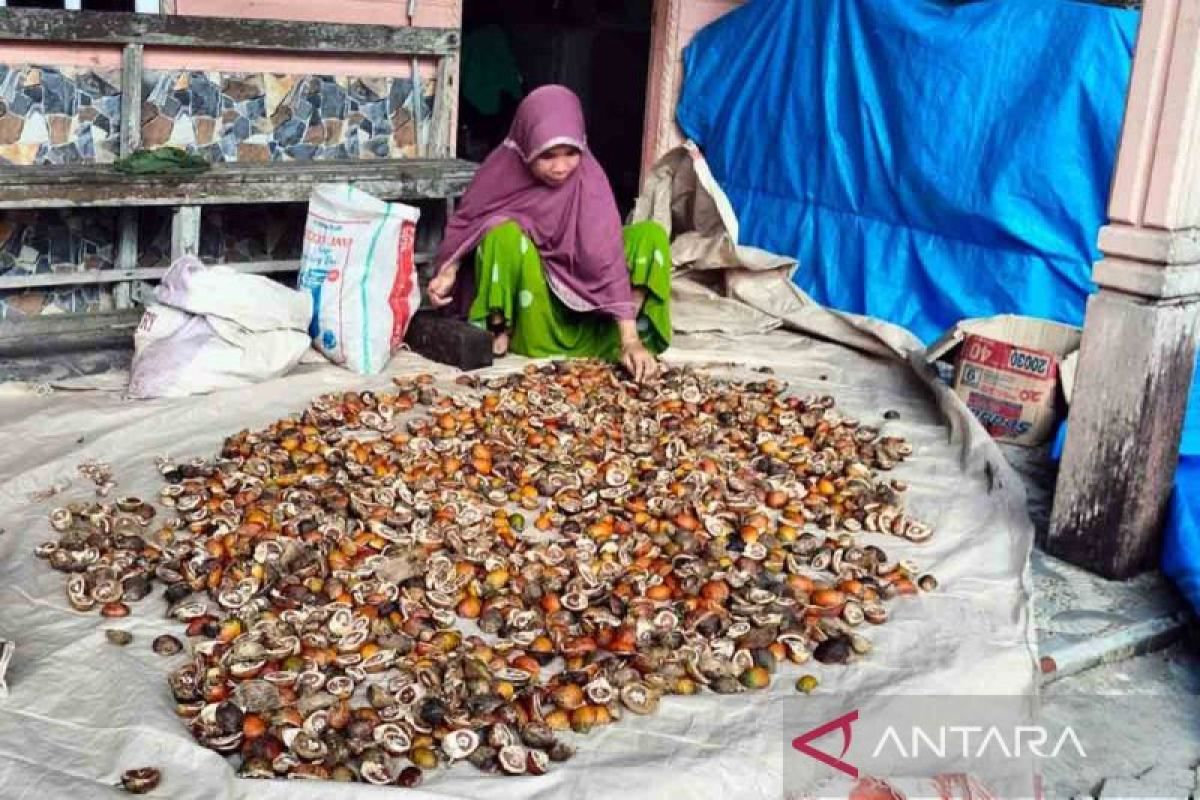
[639,0,686,186]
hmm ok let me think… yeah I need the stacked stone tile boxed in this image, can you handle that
[141,71,433,162]
[0,210,117,317]
[1,64,436,318]
[0,65,123,166]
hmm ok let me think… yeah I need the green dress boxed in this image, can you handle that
[467,220,672,361]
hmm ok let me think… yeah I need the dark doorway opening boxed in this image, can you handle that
[5,0,136,8]
[458,0,653,214]
[81,0,137,10]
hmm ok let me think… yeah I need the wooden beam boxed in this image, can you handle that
[0,159,477,209]
[1046,0,1200,579]
[0,8,460,56]
[114,207,138,309]
[170,205,201,261]
[1047,292,1197,577]
[0,253,434,290]
[429,54,457,158]
[118,43,143,158]
[0,310,142,358]
[412,57,425,156]
[114,42,144,311]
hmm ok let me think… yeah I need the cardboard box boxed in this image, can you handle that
[925,316,1082,447]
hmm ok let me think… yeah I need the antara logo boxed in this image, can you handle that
[792,710,859,778]
[791,711,1086,777]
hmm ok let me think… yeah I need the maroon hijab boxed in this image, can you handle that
[434,85,636,320]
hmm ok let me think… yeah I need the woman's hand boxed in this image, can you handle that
[620,337,659,384]
[427,262,459,308]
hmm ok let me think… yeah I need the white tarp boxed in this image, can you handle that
[0,144,1036,799]
[0,302,1036,798]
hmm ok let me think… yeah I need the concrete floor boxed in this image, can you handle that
[1042,641,1200,798]
[0,348,131,385]
[1007,443,1199,798]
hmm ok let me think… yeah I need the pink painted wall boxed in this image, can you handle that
[165,0,460,75]
[0,43,120,70]
[0,0,463,157]
[0,0,462,76]
[679,0,743,48]
[640,0,743,182]
[176,0,459,28]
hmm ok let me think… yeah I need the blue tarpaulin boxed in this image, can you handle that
[677,0,1139,344]
[1163,379,1200,611]
[678,0,1200,608]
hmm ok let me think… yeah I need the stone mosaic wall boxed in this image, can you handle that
[0,65,123,166]
[0,209,119,319]
[141,71,436,162]
[0,65,439,317]
[0,64,440,167]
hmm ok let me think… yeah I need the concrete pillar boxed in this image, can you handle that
[1046,1,1200,578]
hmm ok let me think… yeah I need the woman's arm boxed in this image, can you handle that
[427,261,460,307]
[617,318,658,382]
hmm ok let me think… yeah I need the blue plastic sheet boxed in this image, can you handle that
[1162,376,1200,612]
[677,0,1138,344]
[677,0,1200,608]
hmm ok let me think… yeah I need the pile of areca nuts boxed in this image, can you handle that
[36,360,935,787]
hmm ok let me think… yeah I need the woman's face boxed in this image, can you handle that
[530,145,582,187]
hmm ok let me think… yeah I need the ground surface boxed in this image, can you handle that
[1011,442,1199,799]
[1042,641,1200,798]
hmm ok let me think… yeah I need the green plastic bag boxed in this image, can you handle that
[113,147,210,176]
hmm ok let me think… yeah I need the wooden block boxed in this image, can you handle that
[404,311,493,371]
[1046,289,1199,578]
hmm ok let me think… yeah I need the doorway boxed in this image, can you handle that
[2,0,139,9]
[458,0,653,214]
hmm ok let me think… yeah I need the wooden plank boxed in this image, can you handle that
[1104,0,1176,225]
[114,42,144,310]
[0,309,142,358]
[0,159,477,185]
[0,159,478,209]
[1144,3,1200,229]
[114,208,139,308]
[119,43,143,157]
[175,0,462,28]
[0,264,278,290]
[412,56,425,156]
[0,8,460,56]
[0,253,435,290]
[0,310,141,338]
[170,205,201,260]
[428,54,456,158]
